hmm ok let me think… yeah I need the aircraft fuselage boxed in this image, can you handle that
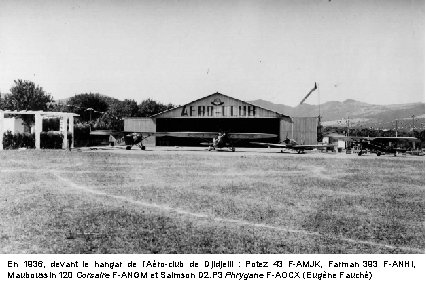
[209,133,235,151]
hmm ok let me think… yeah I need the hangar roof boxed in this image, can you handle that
[152,92,291,121]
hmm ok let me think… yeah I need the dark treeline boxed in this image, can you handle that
[51,93,175,131]
[1,80,175,132]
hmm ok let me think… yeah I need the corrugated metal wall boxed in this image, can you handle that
[124,118,156,145]
[280,117,318,145]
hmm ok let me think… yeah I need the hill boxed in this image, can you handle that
[250,99,425,130]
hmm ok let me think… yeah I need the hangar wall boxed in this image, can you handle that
[280,117,318,145]
[124,118,156,145]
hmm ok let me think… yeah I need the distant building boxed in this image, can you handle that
[322,132,347,151]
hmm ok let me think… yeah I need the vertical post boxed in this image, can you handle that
[412,115,415,137]
[62,116,68,149]
[346,117,350,149]
[69,115,74,149]
[395,119,398,137]
[347,117,350,137]
[0,110,4,150]
[317,82,320,119]
[34,113,42,149]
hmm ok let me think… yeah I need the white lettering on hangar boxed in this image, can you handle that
[180,104,256,117]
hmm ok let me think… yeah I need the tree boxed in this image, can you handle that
[2,80,53,127]
[67,93,109,121]
[3,80,53,111]
[121,99,139,117]
[137,98,174,117]
[0,93,5,109]
[95,99,139,131]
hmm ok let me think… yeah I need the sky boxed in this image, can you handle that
[0,0,424,106]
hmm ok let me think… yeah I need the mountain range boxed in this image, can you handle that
[250,99,425,130]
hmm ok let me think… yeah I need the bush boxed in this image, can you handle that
[2,131,72,149]
[43,117,60,131]
[40,131,73,149]
[73,123,91,147]
[2,131,35,149]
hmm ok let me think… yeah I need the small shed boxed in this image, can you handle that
[323,132,348,151]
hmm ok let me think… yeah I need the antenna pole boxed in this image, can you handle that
[317,82,321,121]
[316,82,323,143]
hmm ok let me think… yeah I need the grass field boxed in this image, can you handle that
[0,148,424,254]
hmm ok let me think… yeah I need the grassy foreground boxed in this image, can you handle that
[0,149,424,254]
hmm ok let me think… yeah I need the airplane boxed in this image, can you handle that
[349,136,420,156]
[251,137,334,154]
[123,131,277,151]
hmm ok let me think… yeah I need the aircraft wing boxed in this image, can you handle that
[152,132,219,138]
[227,133,277,139]
[290,144,333,150]
[90,130,124,136]
[252,142,331,149]
[351,136,419,142]
[125,131,219,138]
[371,137,419,142]
[250,142,290,148]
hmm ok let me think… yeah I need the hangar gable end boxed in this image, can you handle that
[153,92,289,119]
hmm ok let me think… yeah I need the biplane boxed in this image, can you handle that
[350,136,420,156]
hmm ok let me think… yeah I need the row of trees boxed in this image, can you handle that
[0,79,175,131]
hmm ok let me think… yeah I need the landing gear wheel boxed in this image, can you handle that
[377,152,381,156]
[140,145,146,150]
[231,147,235,152]
[126,146,132,150]
[208,146,214,151]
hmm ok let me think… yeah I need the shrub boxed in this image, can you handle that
[43,117,60,131]
[2,131,72,149]
[73,123,91,147]
[40,131,73,149]
[2,131,35,149]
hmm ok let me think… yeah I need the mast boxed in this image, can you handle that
[317,82,321,125]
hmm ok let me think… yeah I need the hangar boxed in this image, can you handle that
[124,92,318,147]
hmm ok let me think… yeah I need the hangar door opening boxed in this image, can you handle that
[156,118,280,146]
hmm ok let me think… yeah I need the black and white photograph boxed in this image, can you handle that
[0,0,424,261]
